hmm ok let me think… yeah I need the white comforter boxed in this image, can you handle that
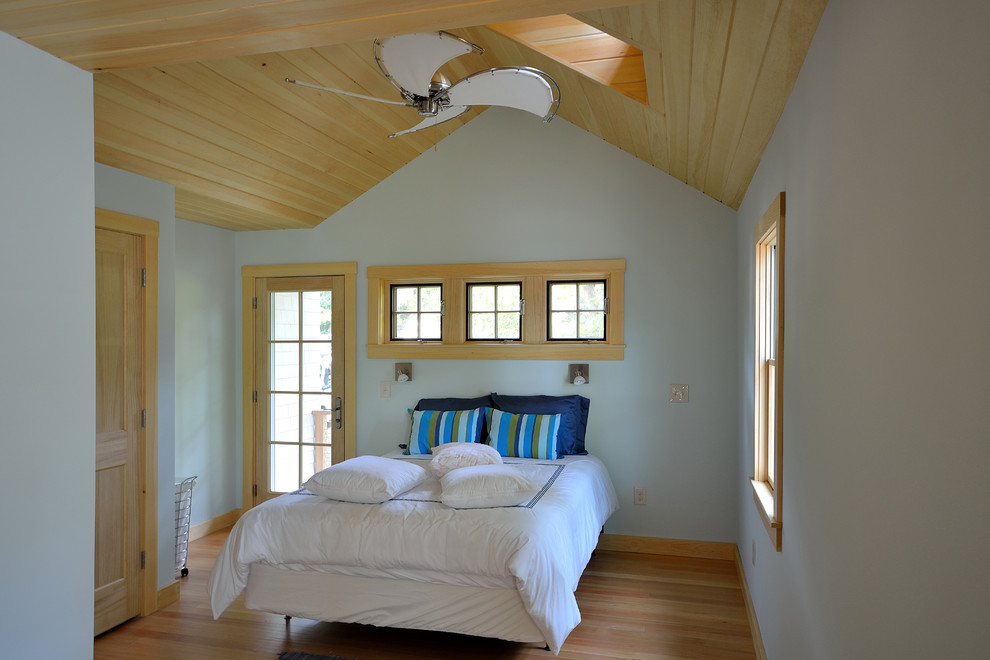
[208,453,618,654]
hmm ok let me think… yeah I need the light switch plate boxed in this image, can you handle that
[669,384,689,403]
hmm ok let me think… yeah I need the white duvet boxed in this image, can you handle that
[208,453,618,654]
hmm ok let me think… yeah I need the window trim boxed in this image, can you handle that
[752,193,784,551]
[367,259,625,360]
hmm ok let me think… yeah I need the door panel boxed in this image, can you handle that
[254,276,345,504]
[94,228,143,635]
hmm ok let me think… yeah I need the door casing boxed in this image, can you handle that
[242,263,357,511]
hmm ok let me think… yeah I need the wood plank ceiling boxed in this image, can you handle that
[0,0,828,231]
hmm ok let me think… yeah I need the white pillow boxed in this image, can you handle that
[303,456,429,504]
[430,442,503,478]
[439,464,541,509]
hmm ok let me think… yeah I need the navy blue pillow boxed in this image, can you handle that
[490,393,590,455]
[414,395,495,412]
[414,395,495,442]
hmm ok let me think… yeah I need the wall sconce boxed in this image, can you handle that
[568,364,589,385]
[395,362,412,382]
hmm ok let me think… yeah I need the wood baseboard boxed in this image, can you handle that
[734,547,768,660]
[188,508,242,543]
[597,534,737,561]
[156,581,180,610]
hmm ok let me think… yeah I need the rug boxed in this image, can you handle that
[278,653,356,660]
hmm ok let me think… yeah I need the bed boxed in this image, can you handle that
[208,394,617,654]
[208,449,617,654]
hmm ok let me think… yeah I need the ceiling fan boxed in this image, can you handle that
[286,31,560,138]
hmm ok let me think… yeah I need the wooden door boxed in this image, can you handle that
[94,228,144,635]
[253,276,346,504]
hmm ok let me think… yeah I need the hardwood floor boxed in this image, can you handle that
[94,529,757,659]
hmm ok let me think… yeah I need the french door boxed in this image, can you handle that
[252,275,346,503]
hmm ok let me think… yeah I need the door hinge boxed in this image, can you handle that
[252,391,258,404]
[253,484,258,497]
[141,409,147,428]
[141,269,147,287]
[252,296,258,310]
[140,551,146,570]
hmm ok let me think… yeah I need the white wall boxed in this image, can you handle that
[736,1,990,658]
[175,218,238,527]
[235,108,740,541]
[95,164,178,589]
[0,31,95,659]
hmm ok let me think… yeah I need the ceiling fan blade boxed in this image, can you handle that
[446,67,560,122]
[388,104,470,138]
[285,78,410,106]
[375,31,482,100]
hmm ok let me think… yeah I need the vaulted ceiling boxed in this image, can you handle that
[1,1,827,230]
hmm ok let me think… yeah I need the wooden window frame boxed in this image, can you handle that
[390,283,443,341]
[367,259,625,360]
[546,279,608,341]
[752,193,784,551]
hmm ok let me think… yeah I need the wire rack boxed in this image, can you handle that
[174,476,197,578]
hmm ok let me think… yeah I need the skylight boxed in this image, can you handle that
[489,15,648,105]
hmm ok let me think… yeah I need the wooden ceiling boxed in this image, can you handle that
[1,0,828,231]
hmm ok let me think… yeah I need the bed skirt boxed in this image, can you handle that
[244,563,547,645]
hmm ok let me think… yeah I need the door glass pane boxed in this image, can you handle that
[270,343,299,391]
[302,444,334,483]
[302,290,332,340]
[270,444,299,492]
[270,393,299,444]
[270,292,299,340]
[302,393,334,443]
[302,342,332,392]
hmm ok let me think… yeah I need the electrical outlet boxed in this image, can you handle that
[634,487,646,505]
[669,384,690,403]
[380,381,391,398]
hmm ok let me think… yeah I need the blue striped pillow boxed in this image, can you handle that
[486,408,560,460]
[406,408,485,454]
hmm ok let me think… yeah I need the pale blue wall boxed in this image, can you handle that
[174,218,238,529]
[235,108,740,542]
[95,164,179,590]
[735,0,990,658]
[0,30,95,659]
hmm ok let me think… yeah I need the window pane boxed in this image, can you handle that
[471,312,495,339]
[301,342,332,392]
[471,285,495,312]
[420,313,442,339]
[270,292,298,340]
[270,343,299,391]
[497,285,520,311]
[420,286,442,312]
[551,311,577,338]
[579,311,606,339]
[302,290,332,340]
[394,313,418,339]
[302,393,334,444]
[579,282,605,310]
[394,287,419,312]
[270,443,299,493]
[498,312,520,339]
[270,393,299,444]
[550,283,577,311]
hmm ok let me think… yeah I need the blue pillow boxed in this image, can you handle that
[406,408,486,455]
[490,393,589,455]
[486,408,560,460]
[414,395,495,411]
